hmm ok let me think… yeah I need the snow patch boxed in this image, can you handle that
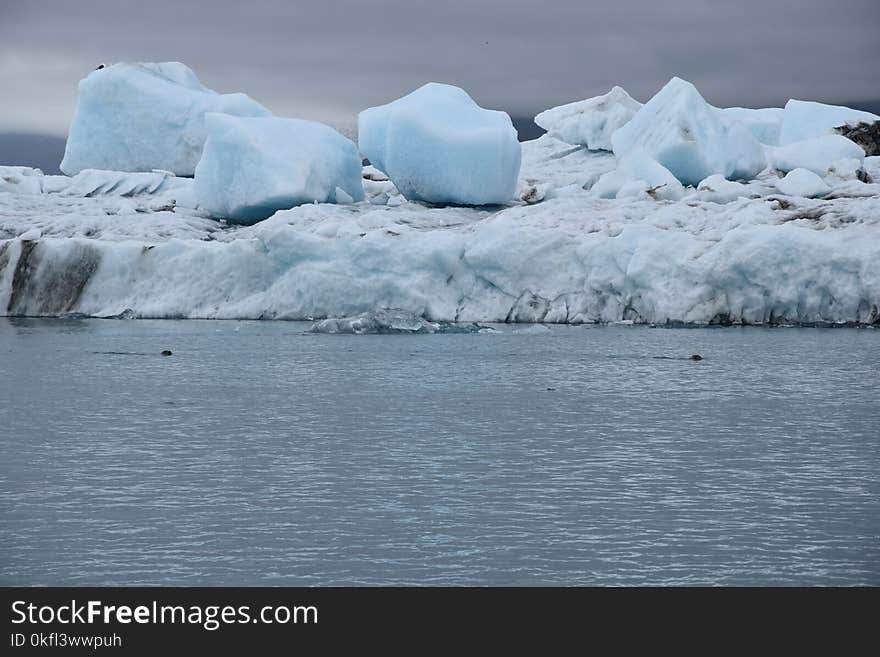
[774,169,831,198]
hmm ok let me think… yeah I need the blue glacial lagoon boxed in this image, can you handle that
[1,318,877,585]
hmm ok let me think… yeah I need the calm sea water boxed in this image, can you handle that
[1,318,877,585]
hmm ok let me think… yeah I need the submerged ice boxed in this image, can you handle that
[310,309,486,334]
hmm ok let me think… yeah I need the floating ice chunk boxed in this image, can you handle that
[534,86,642,150]
[513,323,551,335]
[611,77,766,185]
[616,149,685,201]
[61,62,271,176]
[194,114,364,223]
[779,99,879,146]
[774,168,831,198]
[766,134,865,175]
[696,174,750,204]
[358,83,521,205]
[720,107,783,145]
[309,309,485,334]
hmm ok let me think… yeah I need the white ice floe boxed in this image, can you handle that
[611,77,766,185]
[774,169,831,198]
[779,100,879,146]
[60,62,271,176]
[358,83,521,205]
[767,135,865,175]
[534,86,642,151]
[194,114,364,222]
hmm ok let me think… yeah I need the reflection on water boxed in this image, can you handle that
[1,319,878,585]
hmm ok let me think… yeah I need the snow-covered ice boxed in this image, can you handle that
[58,169,180,198]
[588,149,684,201]
[0,166,44,195]
[194,114,364,222]
[695,175,752,204]
[60,62,271,176]
[3,132,879,325]
[779,99,880,146]
[534,86,642,151]
[767,135,865,175]
[358,83,521,205]
[774,169,831,198]
[614,150,685,201]
[611,77,766,185]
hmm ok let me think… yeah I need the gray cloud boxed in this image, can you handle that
[0,0,878,136]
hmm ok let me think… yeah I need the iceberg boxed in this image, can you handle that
[194,114,364,222]
[3,181,879,325]
[720,107,783,146]
[611,78,766,185]
[358,83,521,205]
[774,169,831,198]
[534,86,642,151]
[767,135,865,175]
[779,100,879,146]
[3,72,880,327]
[60,62,271,176]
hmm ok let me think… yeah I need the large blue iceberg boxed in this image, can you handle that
[358,83,521,205]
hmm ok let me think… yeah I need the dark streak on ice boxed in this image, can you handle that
[7,240,102,316]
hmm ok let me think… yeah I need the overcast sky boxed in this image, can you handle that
[1,0,878,137]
